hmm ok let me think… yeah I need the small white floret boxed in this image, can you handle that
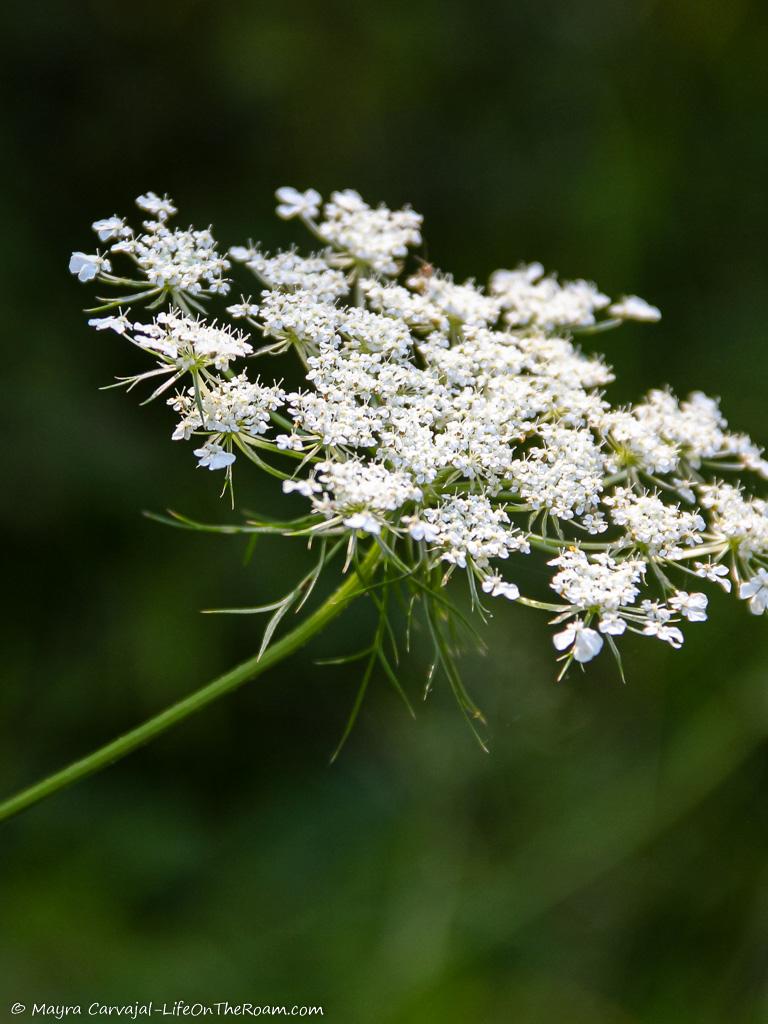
[69,251,109,282]
[669,591,708,622]
[642,622,684,647]
[739,569,768,615]
[88,314,130,335]
[598,614,626,636]
[553,621,604,662]
[275,186,322,221]
[193,442,236,471]
[229,245,258,263]
[135,191,177,220]
[226,301,260,319]
[404,518,439,543]
[481,575,520,600]
[694,561,731,593]
[92,216,130,242]
[343,512,381,535]
[608,295,662,322]
[282,479,321,498]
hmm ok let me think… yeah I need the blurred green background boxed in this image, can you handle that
[2,1,768,1020]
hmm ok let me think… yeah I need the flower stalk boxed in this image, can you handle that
[0,544,381,823]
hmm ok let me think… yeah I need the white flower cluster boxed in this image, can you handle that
[230,247,348,303]
[132,311,252,372]
[407,269,502,327]
[70,192,231,305]
[313,188,422,275]
[170,373,286,464]
[287,459,423,536]
[699,483,768,558]
[605,487,705,558]
[489,263,610,329]
[73,184,768,678]
[546,547,706,660]
[511,425,606,522]
[114,223,230,297]
[550,548,646,618]
[417,496,530,569]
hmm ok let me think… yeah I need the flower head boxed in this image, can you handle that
[73,183,768,689]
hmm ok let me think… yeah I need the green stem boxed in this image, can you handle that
[0,544,382,824]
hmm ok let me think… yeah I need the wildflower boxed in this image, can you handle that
[116,221,231,296]
[608,295,662,322]
[481,575,520,600]
[310,460,423,528]
[407,270,501,327]
[282,479,321,499]
[553,621,604,663]
[87,314,131,335]
[229,245,258,263]
[739,569,768,615]
[169,374,285,445]
[275,186,322,221]
[668,591,708,622]
[604,488,704,558]
[136,191,177,221]
[512,425,605,520]
[598,613,626,635]
[318,189,422,275]
[549,548,645,615]
[343,512,382,535]
[69,251,110,282]
[694,561,731,592]
[240,250,348,302]
[642,621,685,647]
[226,300,260,319]
[132,311,252,373]
[73,183,768,687]
[421,496,529,569]
[193,441,236,470]
[490,264,610,329]
[699,484,768,560]
[402,517,439,543]
[92,216,131,242]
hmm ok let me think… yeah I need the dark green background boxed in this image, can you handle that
[3,1,768,1020]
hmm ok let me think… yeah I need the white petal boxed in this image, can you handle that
[553,626,576,652]
[573,628,603,663]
